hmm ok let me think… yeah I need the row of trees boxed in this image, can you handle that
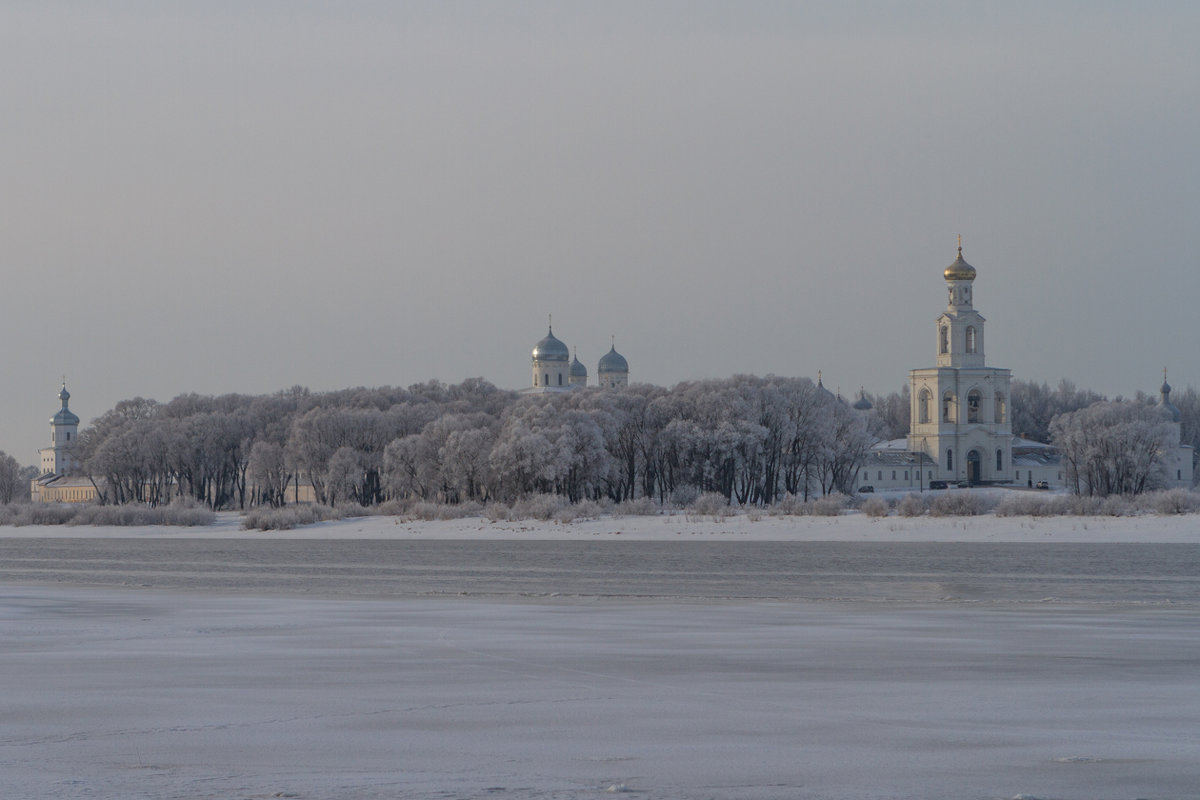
[74,376,883,509]
[65,374,1199,509]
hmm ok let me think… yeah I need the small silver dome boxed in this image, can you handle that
[852,388,873,411]
[532,327,570,363]
[1160,377,1181,422]
[570,354,588,377]
[598,345,628,373]
[52,384,80,426]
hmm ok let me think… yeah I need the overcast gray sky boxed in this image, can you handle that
[2,1,1197,464]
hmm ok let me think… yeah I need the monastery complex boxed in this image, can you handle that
[26,243,1195,502]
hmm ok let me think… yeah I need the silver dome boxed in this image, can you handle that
[570,355,588,377]
[532,327,570,363]
[52,384,80,426]
[1160,379,1182,422]
[598,345,628,373]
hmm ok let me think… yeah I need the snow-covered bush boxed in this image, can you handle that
[11,505,77,526]
[772,493,806,516]
[897,493,927,517]
[67,504,216,527]
[406,501,485,521]
[668,485,700,509]
[860,497,889,518]
[1099,495,1133,516]
[1135,488,1200,515]
[929,491,987,517]
[483,502,511,522]
[553,499,605,523]
[510,493,567,521]
[810,493,847,516]
[688,492,733,519]
[613,496,658,517]
[242,504,340,531]
[994,493,1053,517]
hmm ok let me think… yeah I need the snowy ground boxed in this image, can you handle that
[0,507,1198,542]
[2,513,1199,799]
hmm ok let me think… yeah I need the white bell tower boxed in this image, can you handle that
[908,240,1012,485]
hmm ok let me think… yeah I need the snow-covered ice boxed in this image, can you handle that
[2,512,1198,799]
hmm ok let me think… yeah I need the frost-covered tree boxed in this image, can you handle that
[325,446,365,506]
[247,440,291,507]
[1050,401,1174,496]
[1012,379,1106,442]
[0,451,29,504]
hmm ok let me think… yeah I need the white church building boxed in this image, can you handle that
[523,322,629,393]
[856,243,1192,492]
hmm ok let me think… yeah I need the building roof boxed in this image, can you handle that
[598,345,628,373]
[943,244,977,281]
[532,327,570,363]
[51,383,80,426]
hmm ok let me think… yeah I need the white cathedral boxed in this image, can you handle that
[523,323,629,393]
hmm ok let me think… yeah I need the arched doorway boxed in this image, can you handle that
[967,449,982,484]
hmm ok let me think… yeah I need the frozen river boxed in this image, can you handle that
[3,535,1199,799]
[3,538,1200,604]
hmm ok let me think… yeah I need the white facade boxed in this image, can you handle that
[907,245,1013,485]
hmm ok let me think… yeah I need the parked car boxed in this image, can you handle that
[956,481,972,489]
[1035,480,1050,490]
[928,480,948,490]
[857,485,875,493]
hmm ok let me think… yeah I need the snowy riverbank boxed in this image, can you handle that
[0,507,1197,543]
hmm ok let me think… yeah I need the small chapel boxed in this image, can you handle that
[32,382,99,503]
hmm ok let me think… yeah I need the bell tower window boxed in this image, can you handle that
[918,388,931,424]
[965,326,976,353]
[967,389,982,423]
[939,326,949,354]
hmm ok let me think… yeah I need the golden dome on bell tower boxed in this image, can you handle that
[943,235,977,281]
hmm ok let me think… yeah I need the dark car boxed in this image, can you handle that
[1035,480,1050,490]
[928,480,948,490]
[857,485,875,493]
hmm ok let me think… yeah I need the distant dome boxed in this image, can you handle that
[598,345,629,374]
[852,389,873,411]
[816,372,835,401]
[570,353,588,378]
[532,327,570,363]
[943,246,977,281]
[52,384,80,426]
[1160,377,1182,422]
